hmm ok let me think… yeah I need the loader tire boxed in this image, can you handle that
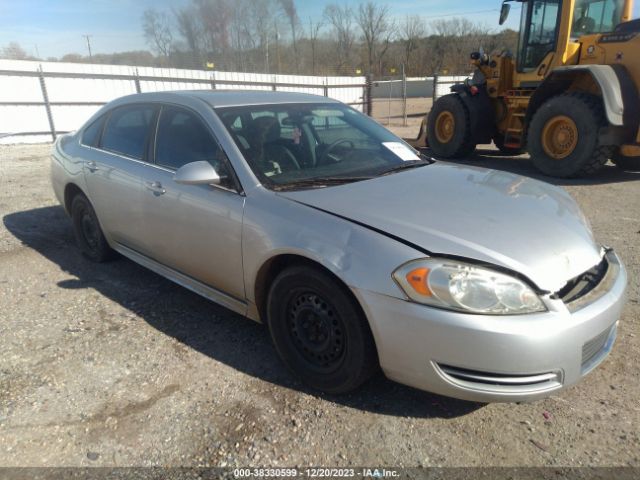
[427,94,476,158]
[528,93,612,178]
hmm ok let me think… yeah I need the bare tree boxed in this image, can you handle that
[324,4,356,74]
[279,0,301,72]
[174,5,203,57]
[60,53,84,63]
[195,0,233,57]
[400,15,425,74]
[356,2,395,75]
[306,17,324,75]
[132,2,517,76]
[1,42,30,60]
[142,9,174,58]
[427,18,493,74]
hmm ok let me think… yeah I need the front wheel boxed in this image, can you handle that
[266,266,378,394]
[528,93,611,178]
[427,94,476,158]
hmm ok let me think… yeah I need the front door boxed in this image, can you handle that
[139,104,246,302]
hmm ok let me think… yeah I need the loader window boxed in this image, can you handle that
[571,0,624,37]
[518,0,562,72]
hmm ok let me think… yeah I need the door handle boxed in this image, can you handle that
[85,161,99,172]
[145,181,166,195]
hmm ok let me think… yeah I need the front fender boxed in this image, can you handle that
[241,188,424,319]
[450,84,496,144]
[528,65,639,130]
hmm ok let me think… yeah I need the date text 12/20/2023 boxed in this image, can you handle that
[233,467,400,478]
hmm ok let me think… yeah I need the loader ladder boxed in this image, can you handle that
[503,89,535,149]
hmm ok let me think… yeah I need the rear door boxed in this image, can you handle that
[139,104,246,301]
[82,103,158,251]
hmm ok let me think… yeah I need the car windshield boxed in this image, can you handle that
[215,103,431,190]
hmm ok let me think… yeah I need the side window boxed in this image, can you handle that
[82,115,106,147]
[101,105,156,159]
[155,106,232,184]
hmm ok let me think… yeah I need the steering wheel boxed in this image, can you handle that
[318,139,355,165]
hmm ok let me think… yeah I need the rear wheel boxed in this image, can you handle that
[71,194,114,262]
[266,265,378,394]
[528,93,611,178]
[427,94,476,158]
[612,149,640,172]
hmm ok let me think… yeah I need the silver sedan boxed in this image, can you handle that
[51,91,627,402]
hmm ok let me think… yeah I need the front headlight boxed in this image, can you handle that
[393,258,546,315]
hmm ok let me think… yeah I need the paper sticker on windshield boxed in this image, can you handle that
[382,142,420,161]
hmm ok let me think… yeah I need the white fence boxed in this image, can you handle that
[371,77,435,99]
[433,75,471,100]
[371,75,473,101]
[0,59,368,144]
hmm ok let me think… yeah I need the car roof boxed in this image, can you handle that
[112,90,341,108]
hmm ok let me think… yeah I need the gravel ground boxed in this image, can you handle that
[0,138,639,469]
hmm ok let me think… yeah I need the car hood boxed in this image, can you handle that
[278,163,603,292]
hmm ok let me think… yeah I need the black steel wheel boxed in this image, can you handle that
[71,194,114,262]
[287,292,347,373]
[267,265,378,394]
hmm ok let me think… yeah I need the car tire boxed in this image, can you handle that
[427,94,476,158]
[611,149,640,172]
[266,265,378,394]
[71,194,114,262]
[528,93,612,178]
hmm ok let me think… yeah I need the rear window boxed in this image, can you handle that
[81,115,106,147]
[101,105,156,160]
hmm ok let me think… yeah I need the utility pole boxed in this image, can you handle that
[82,35,93,59]
[274,23,281,74]
[265,35,270,74]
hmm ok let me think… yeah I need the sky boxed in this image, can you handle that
[1,0,639,59]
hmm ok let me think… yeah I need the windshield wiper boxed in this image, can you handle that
[379,159,432,176]
[272,176,373,191]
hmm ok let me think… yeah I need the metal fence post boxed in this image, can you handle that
[323,77,329,97]
[432,74,438,103]
[134,68,142,94]
[37,65,56,142]
[387,75,393,126]
[211,71,217,90]
[402,64,407,127]
[365,74,373,117]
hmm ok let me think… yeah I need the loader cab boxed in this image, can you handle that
[516,0,563,73]
[504,0,629,79]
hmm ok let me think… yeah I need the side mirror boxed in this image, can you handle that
[174,161,221,186]
[499,2,511,25]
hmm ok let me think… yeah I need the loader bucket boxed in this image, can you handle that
[404,115,429,149]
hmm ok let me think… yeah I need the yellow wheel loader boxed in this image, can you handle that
[408,0,640,177]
